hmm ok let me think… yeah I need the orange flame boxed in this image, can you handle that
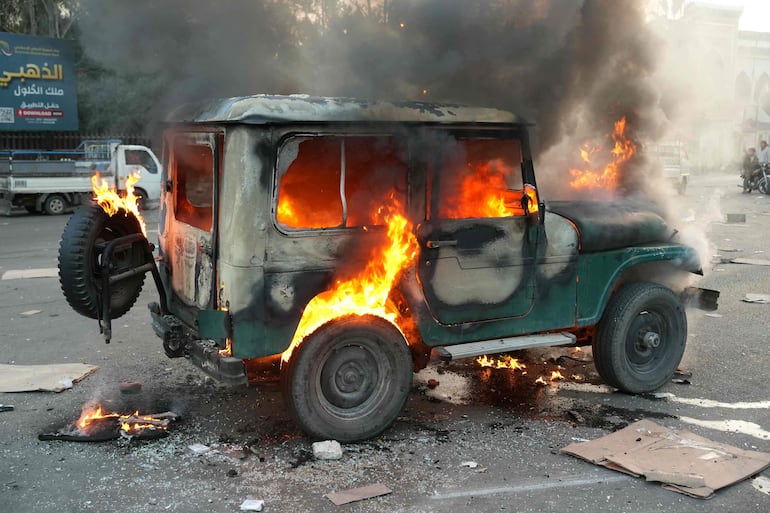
[76,404,168,434]
[440,160,538,218]
[568,117,636,193]
[281,195,418,363]
[534,376,547,385]
[91,171,147,236]
[550,370,564,381]
[476,354,526,371]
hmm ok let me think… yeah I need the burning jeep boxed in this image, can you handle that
[58,95,715,442]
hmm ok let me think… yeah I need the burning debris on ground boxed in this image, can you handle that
[38,403,180,443]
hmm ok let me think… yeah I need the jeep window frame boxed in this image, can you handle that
[273,131,410,234]
[422,127,538,222]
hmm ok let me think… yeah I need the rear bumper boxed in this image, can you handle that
[149,303,247,386]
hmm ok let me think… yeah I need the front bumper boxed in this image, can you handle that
[149,302,247,386]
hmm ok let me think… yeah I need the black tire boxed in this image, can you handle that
[58,203,145,320]
[44,194,67,215]
[134,188,147,211]
[281,314,413,442]
[592,282,687,393]
[743,177,751,193]
[760,177,770,195]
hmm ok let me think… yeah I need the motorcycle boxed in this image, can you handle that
[742,163,770,194]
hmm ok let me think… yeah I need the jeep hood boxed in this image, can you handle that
[545,200,671,253]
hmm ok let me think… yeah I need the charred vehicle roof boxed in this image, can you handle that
[165,94,524,125]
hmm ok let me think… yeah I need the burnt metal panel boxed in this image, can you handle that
[167,94,523,125]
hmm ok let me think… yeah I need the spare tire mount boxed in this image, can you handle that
[97,232,169,342]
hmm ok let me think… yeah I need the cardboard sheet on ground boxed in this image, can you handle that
[561,419,770,499]
[0,363,98,392]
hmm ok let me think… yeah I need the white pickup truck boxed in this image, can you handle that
[0,139,161,215]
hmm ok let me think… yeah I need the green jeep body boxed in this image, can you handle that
[59,95,708,442]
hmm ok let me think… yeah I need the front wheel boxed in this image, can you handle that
[760,177,770,195]
[281,314,413,442]
[592,282,687,393]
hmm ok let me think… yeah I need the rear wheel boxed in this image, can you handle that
[281,315,413,442]
[58,203,145,319]
[44,194,67,215]
[592,282,687,393]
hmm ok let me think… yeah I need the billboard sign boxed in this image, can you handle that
[0,32,78,131]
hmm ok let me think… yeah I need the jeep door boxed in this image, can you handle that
[161,132,221,313]
[416,131,538,324]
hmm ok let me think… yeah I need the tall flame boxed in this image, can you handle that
[91,171,147,236]
[281,195,418,363]
[568,117,636,193]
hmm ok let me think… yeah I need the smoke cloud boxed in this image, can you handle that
[77,0,667,155]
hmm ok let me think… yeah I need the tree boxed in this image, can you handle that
[0,0,75,38]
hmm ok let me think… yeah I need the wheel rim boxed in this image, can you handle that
[316,337,392,419]
[625,310,669,373]
[321,344,378,409]
[48,197,65,214]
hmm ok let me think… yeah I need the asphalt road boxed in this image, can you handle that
[1,174,769,513]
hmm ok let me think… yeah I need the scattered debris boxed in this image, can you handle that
[189,443,211,455]
[725,213,746,223]
[0,363,97,392]
[753,476,770,496]
[324,483,392,506]
[239,498,265,511]
[561,419,770,499]
[731,258,770,266]
[704,313,722,318]
[717,247,741,252]
[460,461,479,468]
[427,379,440,389]
[20,309,41,316]
[119,381,143,394]
[568,410,586,423]
[671,378,691,385]
[674,368,693,378]
[313,440,343,460]
[0,404,14,412]
[742,294,770,304]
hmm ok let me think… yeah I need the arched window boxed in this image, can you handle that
[735,72,751,101]
[754,73,770,104]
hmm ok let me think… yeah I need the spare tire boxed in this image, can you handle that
[58,203,146,320]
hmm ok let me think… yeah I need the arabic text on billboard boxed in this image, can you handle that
[0,32,78,131]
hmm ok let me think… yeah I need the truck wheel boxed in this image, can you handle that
[281,314,413,442]
[134,188,147,210]
[592,282,686,393]
[58,203,145,320]
[44,194,67,215]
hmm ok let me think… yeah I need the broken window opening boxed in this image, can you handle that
[276,135,408,230]
[172,135,214,232]
[435,137,530,220]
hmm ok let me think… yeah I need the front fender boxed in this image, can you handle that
[576,244,701,327]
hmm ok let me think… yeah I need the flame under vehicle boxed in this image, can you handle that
[57,95,715,442]
[0,139,161,215]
